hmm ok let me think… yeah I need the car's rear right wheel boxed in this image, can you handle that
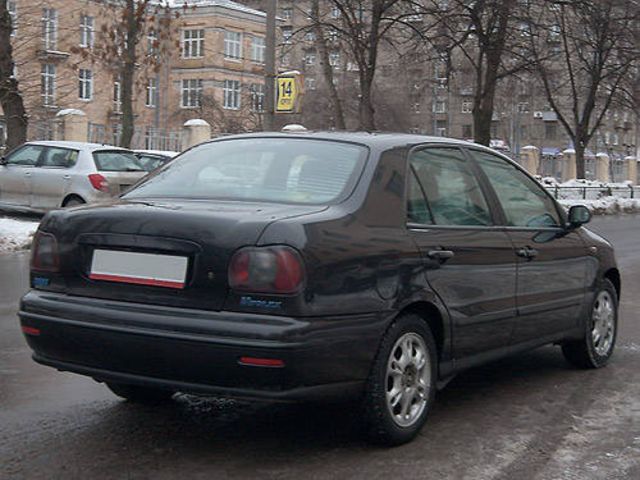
[362,313,437,446]
[106,382,174,404]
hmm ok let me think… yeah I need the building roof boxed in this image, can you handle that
[163,0,265,17]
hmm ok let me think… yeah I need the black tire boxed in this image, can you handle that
[106,382,174,404]
[562,278,618,369]
[363,313,437,446]
[63,197,85,208]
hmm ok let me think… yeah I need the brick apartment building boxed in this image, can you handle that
[3,0,267,151]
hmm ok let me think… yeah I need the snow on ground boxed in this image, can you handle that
[0,217,39,253]
[558,197,640,215]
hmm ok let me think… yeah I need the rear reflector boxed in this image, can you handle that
[21,326,41,336]
[238,356,285,368]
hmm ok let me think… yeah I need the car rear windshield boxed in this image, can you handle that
[124,138,368,205]
[93,151,145,172]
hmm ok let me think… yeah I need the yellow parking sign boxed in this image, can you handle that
[276,74,301,113]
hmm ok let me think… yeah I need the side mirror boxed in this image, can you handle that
[567,205,591,228]
[0,156,6,166]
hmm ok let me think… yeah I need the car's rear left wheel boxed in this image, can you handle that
[363,314,437,446]
[106,382,174,404]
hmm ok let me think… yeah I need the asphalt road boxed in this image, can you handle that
[1,216,639,480]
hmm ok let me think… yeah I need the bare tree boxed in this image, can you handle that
[528,0,640,178]
[306,0,433,130]
[74,1,176,148]
[0,0,26,150]
[428,0,533,146]
[310,0,346,129]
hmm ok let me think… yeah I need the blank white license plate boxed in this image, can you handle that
[89,249,188,289]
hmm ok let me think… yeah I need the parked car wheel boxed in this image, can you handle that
[63,196,85,208]
[106,382,174,404]
[363,314,437,446]
[562,279,618,369]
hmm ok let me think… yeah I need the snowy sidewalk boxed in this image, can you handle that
[0,217,40,253]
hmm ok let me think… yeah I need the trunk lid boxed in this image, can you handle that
[41,199,326,310]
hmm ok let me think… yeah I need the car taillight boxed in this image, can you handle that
[88,173,109,193]
[229,246,304,294]
[31,231,60,272]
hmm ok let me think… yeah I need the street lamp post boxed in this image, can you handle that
[264,0,277,131]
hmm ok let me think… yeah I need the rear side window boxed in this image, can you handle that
[93,151,144,172]
[125,138,367,205]
[410,147,491,226]
[136,155,168,172]
[39,147,78,168]
[5,145,43,166]
[407,168,433,224]
[470,150,561,228]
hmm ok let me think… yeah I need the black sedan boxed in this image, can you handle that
[19,133,619,446]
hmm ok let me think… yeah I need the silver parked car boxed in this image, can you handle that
[0,141,148,212]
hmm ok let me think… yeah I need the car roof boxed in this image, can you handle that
[204,131,494,152]
[25,141,132,152]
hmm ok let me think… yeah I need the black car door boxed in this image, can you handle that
[467,149,588,343]
[407,146,518,362]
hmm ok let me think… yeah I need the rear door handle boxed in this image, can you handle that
[516,247,539,259]
[427,250,455,262]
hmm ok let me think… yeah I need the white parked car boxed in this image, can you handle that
[0,141,148,212]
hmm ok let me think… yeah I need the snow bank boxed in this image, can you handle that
[559,197,640,215]
[0,217,39,252]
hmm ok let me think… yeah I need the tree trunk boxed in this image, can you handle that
[359,74,376,131]
[0,1,27,150]
[311,0,345,130]
[120,0,138,148]
[574,136,586,180]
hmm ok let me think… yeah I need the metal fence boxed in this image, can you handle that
[87,123,182,152]
[546,185,639,200]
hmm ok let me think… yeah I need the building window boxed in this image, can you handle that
[223,80,241,110]
[435,120,447,136]
[146,78,158,107]
[331,6,341,18]
[250,83,264,112]
[8,1,17,36]
[517,102,529,113]
[433,99,447,114]
[224,30,242,59]
[113,79,122,113]
[461,101,473,114]
[282,27,292,45]
[182,29,205,58]
[329,52,340,69]
[147,30,158,56]
[181,79,203,108]
[251,36,265,63]
[304,52,316,65]
[42,8,57,51]
[281,7,293,20]
[328,28,338,42]
[41,64,56,106]
[80,15,94,48]
[305,77,316,90]
[462,124,472,138]
[78,69,93,100]
[304,30,316,42]
[545,122,557,140]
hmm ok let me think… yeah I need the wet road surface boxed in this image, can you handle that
[1,216,639,479]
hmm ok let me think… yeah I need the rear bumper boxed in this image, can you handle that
[19,290,389,401]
